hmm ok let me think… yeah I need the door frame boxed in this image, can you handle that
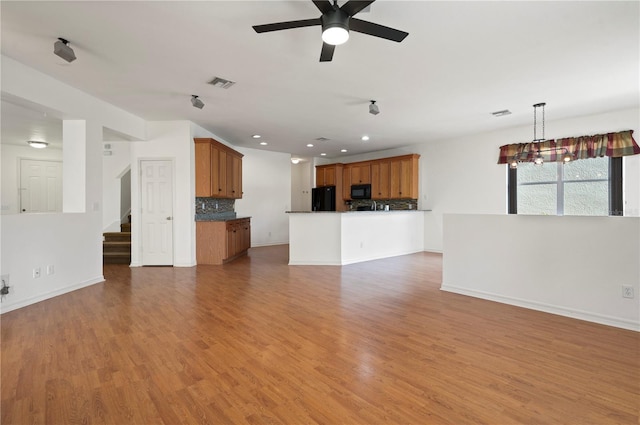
[19,157,63,213]
[136,157,176,266]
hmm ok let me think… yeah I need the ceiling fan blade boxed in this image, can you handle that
[253,18,321,33]
[349,18,408,42]
[319,42,335,62]
[340,0,375,17]
[312,0,334,14]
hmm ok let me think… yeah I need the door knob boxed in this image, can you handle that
[166,216,172,220]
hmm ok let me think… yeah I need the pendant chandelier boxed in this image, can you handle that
[509,102,574,169]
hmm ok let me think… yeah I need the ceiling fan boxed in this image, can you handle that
[252,0,409,62]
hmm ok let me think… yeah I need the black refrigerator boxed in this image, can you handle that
[312,186,336,211]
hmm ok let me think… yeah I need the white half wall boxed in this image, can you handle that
[289,211,425,265]
[442,214,640,331]
[0,213,103,313]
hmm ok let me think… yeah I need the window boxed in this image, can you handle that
[508,157,622,216]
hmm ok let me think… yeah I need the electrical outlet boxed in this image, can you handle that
[0,275,9,297]
[33,267,41,279]
[46,265,55,275]
[622,285,634,299]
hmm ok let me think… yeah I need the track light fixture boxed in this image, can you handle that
[369,100,379,115]
[53,38,76,63]
[191,95,204,109]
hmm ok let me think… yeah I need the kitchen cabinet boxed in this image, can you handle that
[194,138,243,199]
[371,160,391,199]
[316,163,343,187]
[350,162,371,185]
[342,164,352,200]
[196,218,251,264]
[389,154,419,199]
[315,163,345,210]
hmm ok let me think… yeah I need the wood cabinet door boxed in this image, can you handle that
[226,223,236,259]
[398,157,412,198]
[372,160,390,199]
[195,142,212,197]
[243,221,251,251]
[324,166,336,186]
[217,149,228,198]
[389,156,418,199]
[351,163,371,184]
[232,155,242,198]
[342,165,352,200]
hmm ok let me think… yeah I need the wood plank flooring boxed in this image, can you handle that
[2,245,638,424]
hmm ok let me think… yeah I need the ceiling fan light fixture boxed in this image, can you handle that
[322,26,349,45]
[27,140,49,149]
[321,9,350,45]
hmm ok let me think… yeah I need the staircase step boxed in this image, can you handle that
[103,241,132,253]
[120,222,131,232]
[103,252,131,264]
[103,232,131,242]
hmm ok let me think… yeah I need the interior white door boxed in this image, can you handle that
[20,159,62,213]
[140,160,174,265]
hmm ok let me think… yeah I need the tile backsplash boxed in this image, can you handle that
[195,197,235,214]
[347,199,418,211]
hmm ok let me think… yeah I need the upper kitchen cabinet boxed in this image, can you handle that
[389,154,420,199]
[194,138,244,199]
[371,159,391,200]
[316,163,343,187]
[350,162,371,185]
[342,164,352,200]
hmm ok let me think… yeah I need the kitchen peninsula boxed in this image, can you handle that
[288,210,425,265]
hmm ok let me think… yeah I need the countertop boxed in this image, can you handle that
[195,213,251,222]
[285,210,431,213]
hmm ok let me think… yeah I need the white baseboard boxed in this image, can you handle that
[0,276,105,314]
[251,241,289,248]
[441,284,639,332]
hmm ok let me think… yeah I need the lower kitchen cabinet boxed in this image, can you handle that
[196,218,251,264]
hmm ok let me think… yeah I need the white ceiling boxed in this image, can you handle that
[1,1,638,158]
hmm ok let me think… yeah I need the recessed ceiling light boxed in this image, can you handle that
[361,135,370,141]
[252,134,261,139]
[341,149,348,153]
[320,153,327,156]
[259,142,268,146]
[291,158,300,164]
[307,144,314,147]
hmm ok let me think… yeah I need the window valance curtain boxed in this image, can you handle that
[497,130,639,164]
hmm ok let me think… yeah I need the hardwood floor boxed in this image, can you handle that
[2,245,638,424]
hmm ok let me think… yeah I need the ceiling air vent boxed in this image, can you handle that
[208,77,236,89]
[315,137,330,142]
[491,109,512,117]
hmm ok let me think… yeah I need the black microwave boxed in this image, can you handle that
[351,184,371,199]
